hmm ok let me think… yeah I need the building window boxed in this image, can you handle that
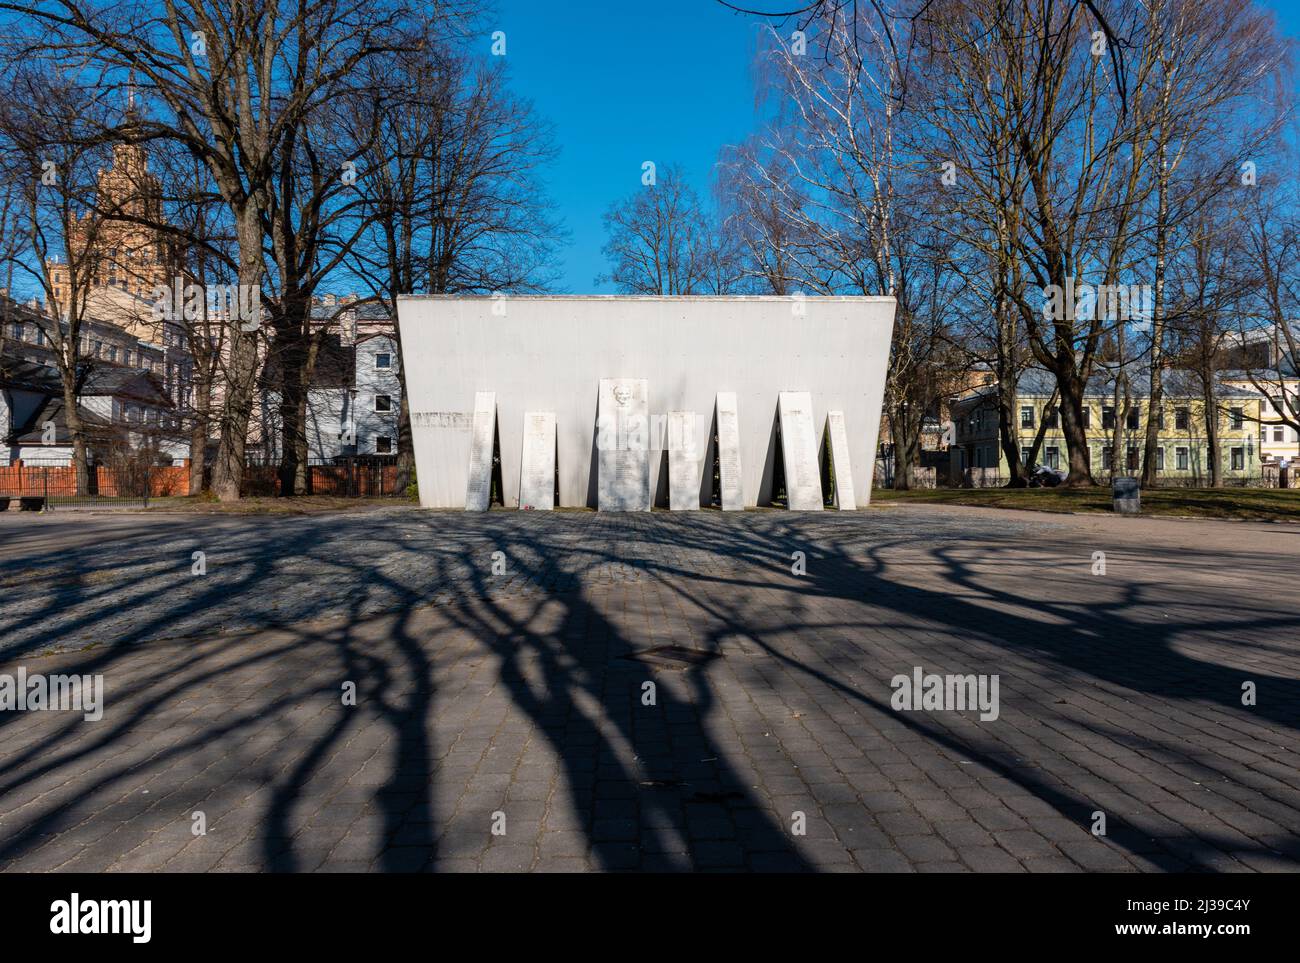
[1081,407,1091,429]
[1176,446,1189,471]
[1127,446,1139,471]
[1175,407,1190,430]
[1102,406,1116,430]
[1231,447,1244,471]
[375,353,392,370]
[1045,446,1060,470]
[1021,446,1032,464]
[1126,406,1140,430]
[1102,446,1113,470]
[1020,406,1034,429]
[1275,426,1286,443]
[1044,407,1059,429]
[1156,447,1165,471]
[1230,407,1244,430]
[375,436,392,454]
[1157,409,1165,430]
[374,395,392,413]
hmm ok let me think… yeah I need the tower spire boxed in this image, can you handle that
[127,69,136,115]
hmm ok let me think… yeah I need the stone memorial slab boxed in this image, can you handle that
[666,410,700,511]
[778,391,823,511]
[519,411,556,510]
[598,378,650,511]
[825,410,856,510]
[715,392,743,511]
[464,391,496,512]
[518,411,557,510]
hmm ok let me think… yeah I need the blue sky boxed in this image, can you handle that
[489,0,777,293]
[494,0,1300,295]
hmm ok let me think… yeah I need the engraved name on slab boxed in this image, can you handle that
[667,410,700,511]
[412,411,473,430]
[519,411,557,510]
[778,391,823,511]
[715,392,743,511]
[825,410,856,510]
[464,391,496,512]
[597,378,650,511]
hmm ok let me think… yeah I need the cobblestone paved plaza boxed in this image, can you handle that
[0,504,1297,872]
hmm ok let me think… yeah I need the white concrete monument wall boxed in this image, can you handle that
[397,296,896,509]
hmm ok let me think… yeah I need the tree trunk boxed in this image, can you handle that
[212,332,258,502]
[63,382,91,495]
[889,409,911,490]
[1204,382,1221,488]
[294,391,309,495]
[276,346,306,498]
[211,215,263,503]
[1141,370,1163,487]
[1109,375,1125,483]
[396,390,415,497]
[1054,368,1094,486]
[996,377,1028,486]
[188,378,210,496]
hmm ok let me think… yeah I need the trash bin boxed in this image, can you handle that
[1112,476,1140,515]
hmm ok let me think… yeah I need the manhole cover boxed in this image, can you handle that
[638,779,684,790]
[692,790,744,803]
[620,645,719,669]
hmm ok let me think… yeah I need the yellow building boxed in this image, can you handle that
[1222,374,1300,465]
[951,369,1264,483]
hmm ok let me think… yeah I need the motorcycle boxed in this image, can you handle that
[1027,463,1066,488]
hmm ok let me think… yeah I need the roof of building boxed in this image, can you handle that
[961,367,1265,403]
[0,357,61,394]
[80,365,175,406]
[8,396,114,446]
[309,299,392,322]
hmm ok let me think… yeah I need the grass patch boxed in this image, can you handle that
[871,485,1300,522]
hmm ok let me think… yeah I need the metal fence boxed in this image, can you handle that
[240,457,401,498]
[0,463,185,510]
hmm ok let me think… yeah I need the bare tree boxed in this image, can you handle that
[733,8,968,487]
[715,142,814,295]
[597,166,735,295]
[347,41,562,494]
[7,0,420,499]
[0,60,117,492]
[1131,0,1287,487]
[916,1,1037,484]
[1167,200,1251,487]
[1238,171,1300,445]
